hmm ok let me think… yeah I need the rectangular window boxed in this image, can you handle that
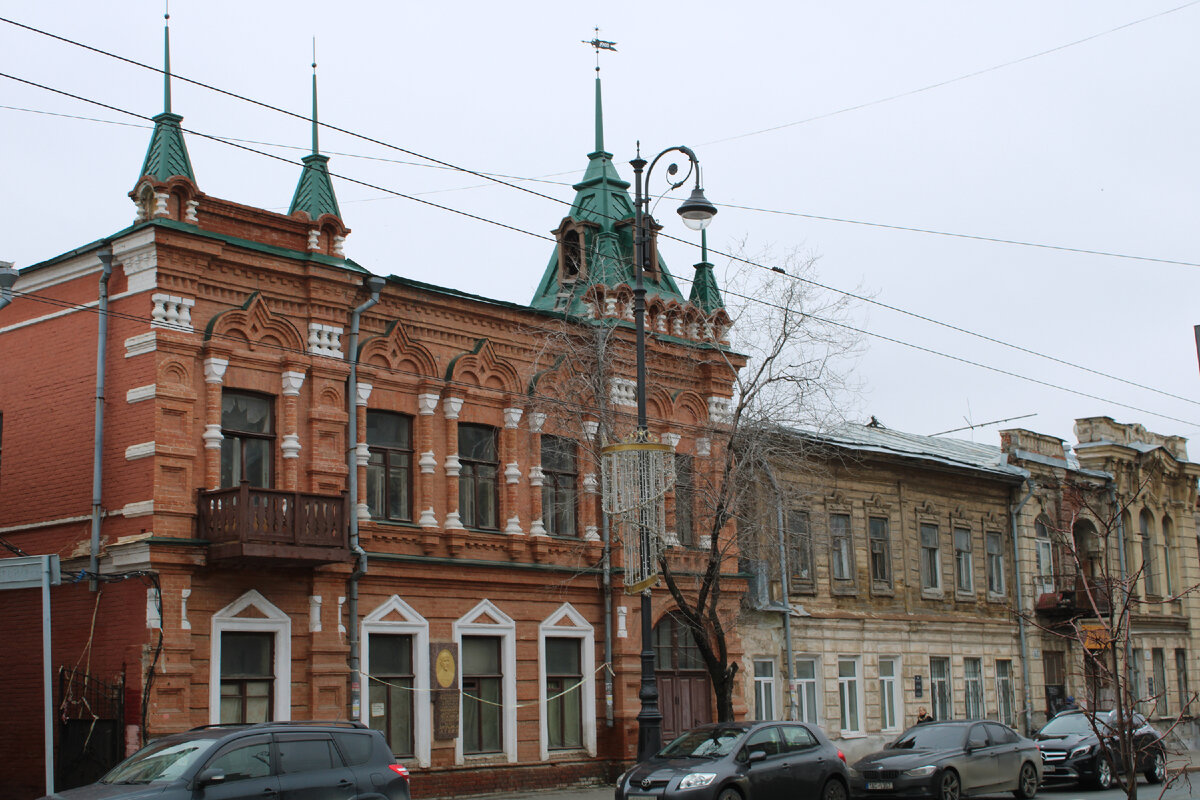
[792,658,819,725]
[930,657,952,721]
[1044,651,1067,715]
[1176,650,1189,717]
[674,454,694,545]
[1130,648,1145,712]
[996,660,1015,727]
[986,532,1005,595]
[1142,535,1157,596]
[920,524,941,590]
[1153,648,1167,716]
[838,658,861,734]
[879,657,899,731]
[366,411,413,522]
[459,424,498,530]
[964,657,984,718]
[1035,522,1055,597]
[367,634,414,757]
[754,660,776,721]
[220,631,274,724]
[954,528,973,593]
[462,636,503,753]
[788,510,813,589]
[546,638,582,749]
[220,391,274,488]
[541,436,578,537]
[869,517,891,587]
[830,513,853,583]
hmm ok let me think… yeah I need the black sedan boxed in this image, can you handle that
[615,721,850,800]
[849,720,1041,800]
[1034,708,1166,788]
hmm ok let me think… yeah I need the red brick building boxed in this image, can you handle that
[0,35,746,799]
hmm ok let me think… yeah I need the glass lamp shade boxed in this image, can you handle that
[677,187,717,231]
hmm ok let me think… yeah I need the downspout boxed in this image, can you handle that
[602,511,614,727]
[90,249,114,590]
[1010,477,1036,734]
[1110,482,1133,718]
[346,275,384,722]
[763,464,794,719]
[0,261,16,311]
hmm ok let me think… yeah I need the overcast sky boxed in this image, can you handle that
[3,1,1199,451]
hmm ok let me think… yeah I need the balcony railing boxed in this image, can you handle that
[1032,572,1115,617]
[198,482,350,566]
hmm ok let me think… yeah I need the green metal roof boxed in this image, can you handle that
[529,76,686,315]
[687,230,724,313]
[137,20,195,185]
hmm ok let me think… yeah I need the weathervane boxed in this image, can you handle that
[583,27,617,72]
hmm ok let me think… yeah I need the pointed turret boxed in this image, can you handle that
[289,55,342,221]
[530,73,686,314]
[137,14,195,185]
[688,229,724,314]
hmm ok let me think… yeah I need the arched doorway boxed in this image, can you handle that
[652,613,712,741]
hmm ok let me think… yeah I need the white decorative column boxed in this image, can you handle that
[528,412,547,535]
[416,393,440,528]
[443,397,464,530]
[280,370,306,491]
[353,382,373,520]
[503,407,524,534]
[202,357,229,489]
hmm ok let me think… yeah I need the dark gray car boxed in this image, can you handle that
[849,720,1041,800]
[616,721,850,800]
[37,721,410,800]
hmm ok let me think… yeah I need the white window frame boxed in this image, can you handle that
[878,657,901,732]
[791,656,821,725]
[754,659,777,721]
[1035,520,1054,596]
[209,589,291,724]
[995,659,1015,727]
[453,600,517,764]
[537,603,596,760]
[930,656,952,721]
[964,657,985,718]
[360,595,431,767]
[838,656,863,735]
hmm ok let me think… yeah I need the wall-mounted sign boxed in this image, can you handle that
[914,674,923,698]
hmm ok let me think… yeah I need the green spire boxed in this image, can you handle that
[137,13,196,184]
[688,229,724,313]
[530,74,686,314]
[288,51,342,221]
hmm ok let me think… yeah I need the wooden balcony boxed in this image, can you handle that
[1033,573,1115,618]
[198,483,350,567]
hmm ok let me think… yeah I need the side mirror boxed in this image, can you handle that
[196,768,227,788]
[748,750,767,764]
[966,739,986,753]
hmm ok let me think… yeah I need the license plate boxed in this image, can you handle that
[866,782,894,790]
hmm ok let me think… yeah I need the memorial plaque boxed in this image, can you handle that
[430,642,459,740]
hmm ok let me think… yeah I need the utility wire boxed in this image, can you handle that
[1,22,1196,418]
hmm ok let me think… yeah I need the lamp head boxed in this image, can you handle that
[677,188,717,231]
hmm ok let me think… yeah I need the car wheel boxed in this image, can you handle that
[821,777,848,800]
[1013,761,1038,799]
[717,788,743,800]
[939,769,961,800]
[1092,755,1113,790]
[1145,749,1166,784]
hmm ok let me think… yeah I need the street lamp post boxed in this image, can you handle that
[628,145,716,762]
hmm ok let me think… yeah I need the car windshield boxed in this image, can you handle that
[1039,714,1094,736]
[102,737,216,784]
[889,725,966,750]
[659,727,746,758]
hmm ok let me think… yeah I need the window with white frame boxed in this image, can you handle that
[964,657,984,718]
[792,658,819,725]
[879,657,900,731]
[986,531,1005,595]
[537,603,596,760]
[930,657,952,721]
[954,528,973,593]
[996,660,1014,727]
[754,660,776,721]
[209,590,291,726]
[838,657,862,734]
[361,595,430,767]
[220,632,274,724]
[454,600,516,763]
[1035,519,1054,596]
[920,523,941,591]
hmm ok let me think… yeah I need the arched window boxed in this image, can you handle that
[1034,518,1054,596]
[1140,509,1157,596]
[1161,515,1176,596]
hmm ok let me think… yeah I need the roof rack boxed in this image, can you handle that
[189,720,368,732]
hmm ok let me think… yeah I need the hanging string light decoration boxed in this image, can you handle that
[601,439,676,593]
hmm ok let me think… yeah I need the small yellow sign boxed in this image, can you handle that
[435,648,457,689]
[1079,622,1112,650]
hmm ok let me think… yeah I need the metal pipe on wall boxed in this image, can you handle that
[90,248,114,590]
[1010,477,1035,735]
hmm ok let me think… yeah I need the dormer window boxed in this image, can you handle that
[551,218,595,287]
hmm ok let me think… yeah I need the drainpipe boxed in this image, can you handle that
[602,511,614,727]
[90,249,114,590]
[346,274,385,722]
[763,464,794,719]
[1010,477,1036,734]
[1109,483,1133,715]
[0,261,17,311]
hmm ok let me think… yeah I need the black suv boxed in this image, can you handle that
[38,720,410,800]
[1034,708,1166,789]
